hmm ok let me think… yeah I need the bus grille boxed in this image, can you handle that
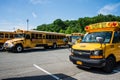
[73,50,91,59]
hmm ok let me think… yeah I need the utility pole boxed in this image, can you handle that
[27,19,29,31]
[13,27,15,31]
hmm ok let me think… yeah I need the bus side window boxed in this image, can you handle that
[10,34,14,38]
[51,35,54,39]
[55,35,56,39]
[39,34,42,39]
[36,34,38,39]
[113,31,120,43]
[46,35,49,39]
[43,35,45,39]
[49,35,51,39]
[31,33,35,39]
[0,33,4,38]
[5,34,8,38]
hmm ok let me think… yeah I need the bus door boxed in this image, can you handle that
[112,31,120,61]
[24,34,32,47]
[37,34,43,44]
[47,35,52,46]
[0,33,4,43]
[0,33,4,49]
[42,34,46,44]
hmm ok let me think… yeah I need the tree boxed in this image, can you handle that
[59,29,65,33]
[53,19,67,32]
[65,26,72,34]
[36,14,120,34]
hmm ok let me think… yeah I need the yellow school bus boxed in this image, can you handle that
[3,29,66,53]
[66,33,84,47]
[0,30,14,50]
[69,21,120,73]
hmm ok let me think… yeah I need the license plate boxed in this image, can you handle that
[76,61,82,65]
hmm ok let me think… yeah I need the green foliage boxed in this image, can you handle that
[36,14,120,34]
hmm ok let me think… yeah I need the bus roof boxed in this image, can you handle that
[85,21,120,32]
[15,29,65,35]
[72,33,84,36]
[0,30,14,32]
[66,33,84,37]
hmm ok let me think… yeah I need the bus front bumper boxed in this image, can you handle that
[69,55,106,68]
[4,46,15,51]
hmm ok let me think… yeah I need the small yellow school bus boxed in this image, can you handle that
[66,33,84,47]
[69,21,120,73]
[0,30,14,50]
[3,29,66,53]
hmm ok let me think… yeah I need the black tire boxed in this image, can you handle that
[44,46,49,49]
[102,56,116,73]
[52,43,57,49]
[68,44,71,48]
[14,45,23,53]
[0,44,3,50]
[44,45,49,49]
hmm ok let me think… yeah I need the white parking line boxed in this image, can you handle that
[33,64,62,80]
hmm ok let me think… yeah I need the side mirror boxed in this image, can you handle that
[76,37,80,40]
[96,37,104,43]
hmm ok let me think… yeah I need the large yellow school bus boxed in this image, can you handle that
[66,33,84,47]
[69,21,120,73]
[3,29,66,53]
[0,30,14,50]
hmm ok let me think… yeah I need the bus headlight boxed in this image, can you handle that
[90,50,103,59]
[71,48,74,55]
[4,42,14,48]
[9,43,14,47]
[71,48,74,53]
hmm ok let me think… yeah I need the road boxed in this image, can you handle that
[0,47,120,80]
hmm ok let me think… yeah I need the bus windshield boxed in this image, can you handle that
[70,36,81,43]
[15,34,25,38]
[81,31,112,43]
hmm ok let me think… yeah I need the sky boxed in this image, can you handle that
[0,0,120,31]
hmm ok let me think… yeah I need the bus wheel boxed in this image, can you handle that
[53,43,57,49]
[102,56,115,73]
[0,45,3,50]
[14,45,23,53]
[67,44,71,48]
[44,46,49,49]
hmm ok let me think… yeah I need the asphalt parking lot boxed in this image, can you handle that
[0,47,120,80]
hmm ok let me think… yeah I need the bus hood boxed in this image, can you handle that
[72,43,105,50]
[5,38,24,43]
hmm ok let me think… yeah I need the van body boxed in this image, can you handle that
[69,21,120,73]
[66,33,84,47]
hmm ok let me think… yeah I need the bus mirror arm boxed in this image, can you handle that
[96,37,104,43]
